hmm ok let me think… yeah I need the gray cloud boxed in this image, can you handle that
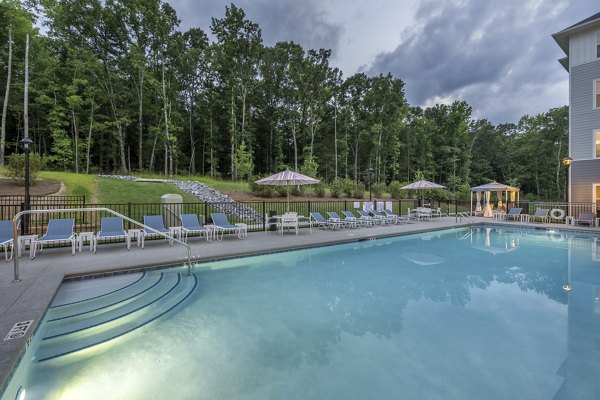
[170,0,342,53]
[368,0,595,123]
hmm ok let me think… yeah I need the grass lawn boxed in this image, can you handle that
[95,177,199,204]
[39,171,98,200]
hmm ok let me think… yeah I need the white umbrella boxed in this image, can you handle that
[400,180,446,206]
[255,170,320,209]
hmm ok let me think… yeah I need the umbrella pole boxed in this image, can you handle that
[287,187,290,211]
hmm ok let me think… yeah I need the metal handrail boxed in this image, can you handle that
[456,212,474,224]
[11,207,193,282]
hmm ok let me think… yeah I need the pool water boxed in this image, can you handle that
[3,226,600,399]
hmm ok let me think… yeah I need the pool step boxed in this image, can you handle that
[47,272,165,322]
[36,272,198,362]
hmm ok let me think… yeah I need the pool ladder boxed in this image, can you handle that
[456,212,475,224]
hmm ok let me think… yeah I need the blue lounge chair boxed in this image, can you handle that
[575,212,595,226]
[327,211,358,228]
[309,212,344,230]
[342,211,371,227]
[356,210,383,225]
[142,215,170,248]
[180,214,210,242]
[380,210,409,224]
[210,213,244,241]
[0,220,15,261]
[504,208,523,221]
[32,218,76,258]
[96,217,129,252]
[358,209,388,225]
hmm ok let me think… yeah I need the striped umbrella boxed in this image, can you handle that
[255,170,319,186]
[400,180,446,206]
[255,170,319,209]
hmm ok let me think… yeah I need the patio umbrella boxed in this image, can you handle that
[400,180,446,206]
[255,169,320,209]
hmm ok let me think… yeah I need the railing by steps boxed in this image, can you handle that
[456,212,475,224]
[11,207,193,283]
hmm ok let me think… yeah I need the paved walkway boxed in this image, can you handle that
[0,216,597,390]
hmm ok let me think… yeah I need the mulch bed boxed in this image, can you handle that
[0,178,61,196]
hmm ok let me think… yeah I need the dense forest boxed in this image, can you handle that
[0,0,568,200]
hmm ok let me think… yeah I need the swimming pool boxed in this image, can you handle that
[2,226,600,399]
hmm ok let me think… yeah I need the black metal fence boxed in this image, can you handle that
[1,196,470,235]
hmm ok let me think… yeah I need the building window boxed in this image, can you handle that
[597,31,600,58]
[596,80,600,109]
[596,130,600,157]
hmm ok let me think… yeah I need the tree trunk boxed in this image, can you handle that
[0,24,12,166]
[85,100,95,174]
[161,62,172,178]
[71,107,79,173]
[230,91,236,179]
[188,89,195,174]
[291,122,298,172]
[333,97,338,178]
[138,67,144,171]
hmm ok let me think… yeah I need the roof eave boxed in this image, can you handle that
[558,57,569,72]
[552,15,600,56]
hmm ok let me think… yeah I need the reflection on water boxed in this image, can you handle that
[3,227,600,400]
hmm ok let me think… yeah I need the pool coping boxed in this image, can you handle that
[1,216,599,394]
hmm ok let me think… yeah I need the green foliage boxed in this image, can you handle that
[389,181,402,199]
[371,182,386,197]
[353,182,365,199]
[275,186,288,197]
[5,153,46,185]
[0,1,569,203]
[314,183,326,197]
[249,175,274,197]
[233,141,253,181]
[330,179,344,198]
[342,178,355,197]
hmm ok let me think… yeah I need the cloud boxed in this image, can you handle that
[170,0,342,53]
[368,0,592,123]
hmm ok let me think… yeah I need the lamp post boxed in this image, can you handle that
[20,137,33,235]
[366,168,375,202]
[562,156,573,216]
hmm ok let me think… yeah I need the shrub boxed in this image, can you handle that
[5,153,45,185]
[372,182,386,197]
[330,179,344,198]
[342,178,355,197]
[250,175,274,197]
[275,186,288,197]
[389,181,402,199]
[353,182,365,199]
[314,183,326,197]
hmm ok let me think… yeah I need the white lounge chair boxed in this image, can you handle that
[142,215,170,247]
[530,208,550,223]
[210,213,244,240]
[309,212,343,230]
[32,218,76,258]
[575,212,595,227]
[504,208,523,221]
[180,214,210,242]
[96,217,130,251]
[327,211,357,228]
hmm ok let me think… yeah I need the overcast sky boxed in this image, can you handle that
[170,0,597,124]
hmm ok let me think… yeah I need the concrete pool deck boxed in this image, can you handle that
[0,216,598,390]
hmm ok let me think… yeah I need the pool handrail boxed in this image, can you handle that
[11,207,193,282]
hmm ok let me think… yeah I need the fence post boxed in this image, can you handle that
[204,201,208,224]
[127,202,132,229]
[262,201,266,231]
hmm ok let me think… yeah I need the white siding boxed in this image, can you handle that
[569,29,599,68]
[569,61,600,160]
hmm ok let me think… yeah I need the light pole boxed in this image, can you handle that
[20,137,33,235]
[366,168,375,202]
[562,156,573,216]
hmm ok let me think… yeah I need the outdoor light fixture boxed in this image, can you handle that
[562,283,572,292]
[561,156,573,167]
